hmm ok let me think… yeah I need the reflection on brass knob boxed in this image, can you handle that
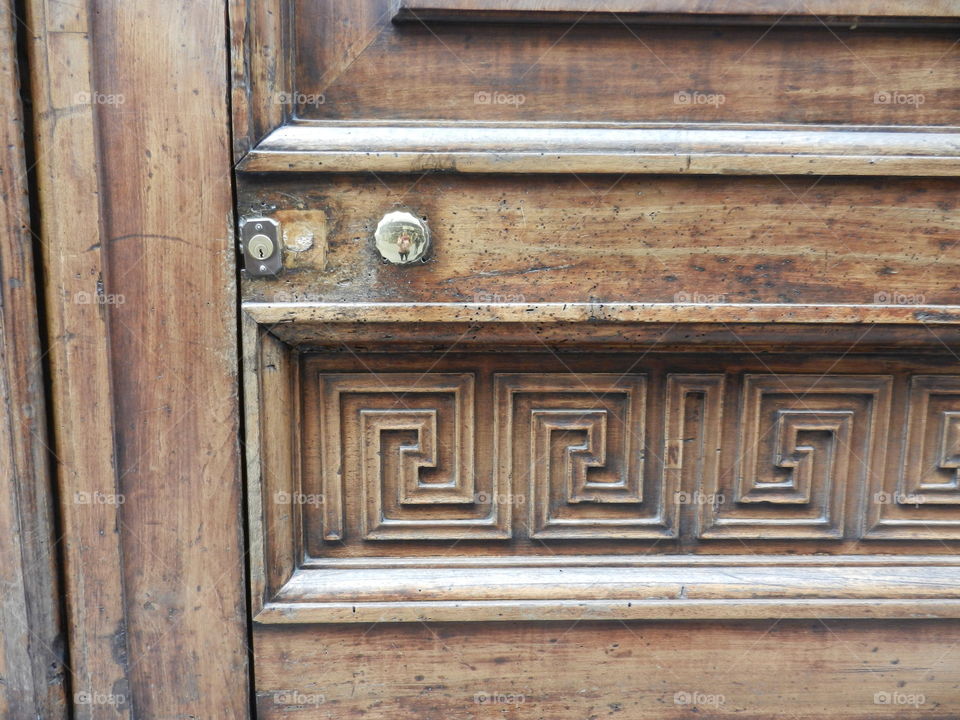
[374,211,430,265]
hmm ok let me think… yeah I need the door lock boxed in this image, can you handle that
[240,218,282,276]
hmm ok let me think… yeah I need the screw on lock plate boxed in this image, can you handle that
[240,217,282,276]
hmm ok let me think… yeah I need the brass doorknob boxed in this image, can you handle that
[374,211,430,265]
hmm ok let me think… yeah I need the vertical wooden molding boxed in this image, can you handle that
[0,2,67,717]
[229,0,288,161]
[90,1,250,718]
[24,0,133,717]
[27,0,249,716]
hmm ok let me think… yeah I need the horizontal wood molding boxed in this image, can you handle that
[241,124,960,175]
[396,0,960,26]
[257,560,960,623]
[244,301,960,326]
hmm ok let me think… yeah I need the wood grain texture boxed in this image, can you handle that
[254,620,960,718]
[257,318,960,353]
[294,0,960,125]
[0,2,67,717]
[242,124,960,175]
[260,562,960,622]
[29,0,250,716]
[245,344,960,623]
[25,0,133,716]
[276,351,960,557]
[397,0,960,25]
[238,174,960,307]
[245,302,960,327]
[89,1,250,716]
[229,0,288,160]
[867,375,960,538]
[702,374,892,539]
[238,1,960,714]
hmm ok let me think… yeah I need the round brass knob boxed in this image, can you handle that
[374,211,430,265]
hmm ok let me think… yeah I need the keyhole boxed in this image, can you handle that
[257,246,265,259]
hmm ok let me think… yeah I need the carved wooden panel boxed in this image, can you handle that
[701,375,892,539]
[663,374,725,531]
[288,356,960,553]
[866,375,960,539]
[495,374,672,538]
[316,373,509,540]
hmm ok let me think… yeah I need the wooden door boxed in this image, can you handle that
[235,2,960,718]
[10,1,960,718]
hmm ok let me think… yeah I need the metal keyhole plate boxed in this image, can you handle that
[240,217,282,277]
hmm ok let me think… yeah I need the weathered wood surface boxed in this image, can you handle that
[90,1,250,716]
[255,620,960,719]
[242,125,960,175]
[0,2,67,717]
[246,301,960,326]
[397,0,960,25]
[259,562,960,622]
[252,348,960,557]
[238,174,960,306]
[28,0,250,716]
[25,0,132,715]
[229,0,287,160]
[293,0,960,124]
[238,1,960,717]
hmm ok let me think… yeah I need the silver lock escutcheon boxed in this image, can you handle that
[241,217,282,276]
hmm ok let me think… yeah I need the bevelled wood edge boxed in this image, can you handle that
[25,1,133,715]
[257,599,960,623]
[242,313,268,617]
[395,0,960,27]
[298,554,960,568]
[229,0,288,162]
[29,0,251,716]
[243,302,960,326]
[239,124,960,175]
[255,562,960,623]
[0,3,67,716]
